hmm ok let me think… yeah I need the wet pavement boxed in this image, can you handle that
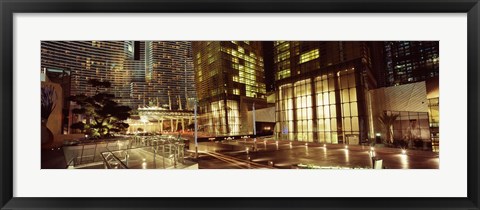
[194,138,439,169]
[42,135,439,169]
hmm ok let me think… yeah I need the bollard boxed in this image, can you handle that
[371,157,383,169]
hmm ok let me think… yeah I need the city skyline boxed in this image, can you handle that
[41,40,440,169]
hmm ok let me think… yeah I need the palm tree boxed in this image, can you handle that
[378,112,399,144]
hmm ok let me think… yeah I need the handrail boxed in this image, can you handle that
[101,148,129,169]
[67,135,186,169]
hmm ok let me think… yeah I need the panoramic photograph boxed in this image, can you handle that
[41,41,439,169]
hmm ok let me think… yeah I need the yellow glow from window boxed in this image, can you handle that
[275,51,290,63]
[299,49,319,64]
[276,69,290,81]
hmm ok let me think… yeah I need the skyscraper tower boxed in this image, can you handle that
[129,41,195,110]
[192,41,267,135]
[383,41,439,86]
[273,41,378,144]
[41,41,195,110]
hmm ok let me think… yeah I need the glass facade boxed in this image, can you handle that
[275,68,363,143]
[274,41,374,144]
[41,41,195,110]
[428,97,439,152]
[192,41,267,135]
[387,111,431,145]
[276,84,294,140]
[294,79,313,141]
[338,69,360,144]
[384,41,439,86]
[197,100,240,135]
[315,74,338,144]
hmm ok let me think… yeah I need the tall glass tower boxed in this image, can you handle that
[192,41,267,136]
[273,41,378,144]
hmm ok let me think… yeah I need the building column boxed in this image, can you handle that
[223,97,230,135]
[310,77,318,143]
[356,69,368,144]
[160,120,164,133]
[334,73,344,144]
[175,119,179,131]
[181,118,185,132]
[292,84,298,141]
[157,119,161,133]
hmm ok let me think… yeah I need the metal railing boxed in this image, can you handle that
[62,139,132,167]
[63,134,187,169]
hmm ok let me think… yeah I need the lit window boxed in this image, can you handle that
[299,49,319,64]
[275,51,290,63]
[233,89,240,95]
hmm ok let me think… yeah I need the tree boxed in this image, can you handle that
[378,112,399,144]
[69,79,131,138]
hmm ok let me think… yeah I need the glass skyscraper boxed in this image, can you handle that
[384,41,439,86]
[273,41,378,144]
[192,41,267,135]
[41,41,195,110]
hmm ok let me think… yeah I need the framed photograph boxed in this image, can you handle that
[1,0,479,209]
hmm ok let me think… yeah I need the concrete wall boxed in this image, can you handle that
[247,106,275,123]
[371,81,429,114]
[369,81,429,138]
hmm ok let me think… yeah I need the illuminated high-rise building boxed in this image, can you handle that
[41,41,195,110]
[128,41,195,110]
[42,41,130,97]
[273,41,379,144]
[192,41,267,135]
[383,41,439,86]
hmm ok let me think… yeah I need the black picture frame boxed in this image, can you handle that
[1,0,479,209]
